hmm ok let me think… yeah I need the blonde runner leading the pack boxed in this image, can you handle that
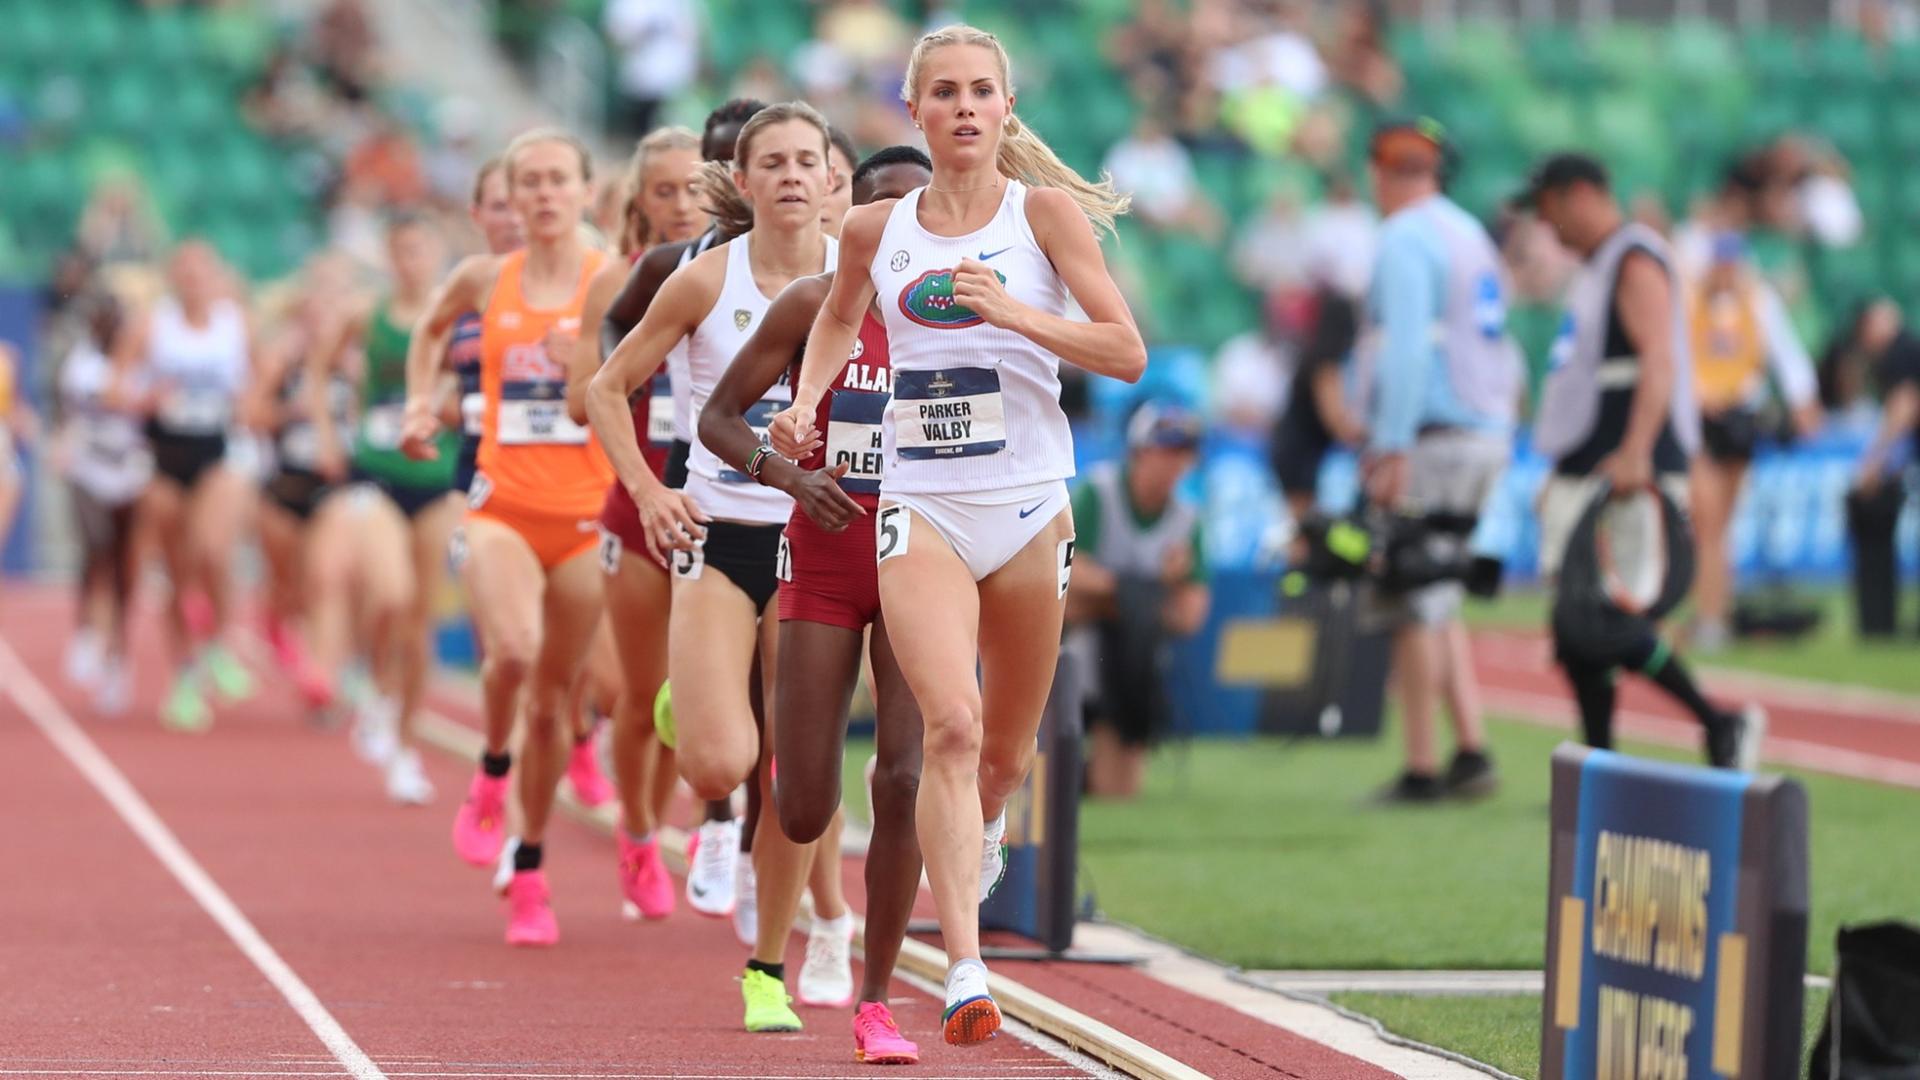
[770,24,1145,1046]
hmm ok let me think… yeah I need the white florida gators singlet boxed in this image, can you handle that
[867,179,1076,496]
[683,231,838,524]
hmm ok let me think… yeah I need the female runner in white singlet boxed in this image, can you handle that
[771,26,1145,1044]
[587,101,837,1035]
[119,241,261,732]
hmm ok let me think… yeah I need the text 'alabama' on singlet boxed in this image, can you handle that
[683,232,837,525]
[791,309,890,506]
[866,179,1075,496]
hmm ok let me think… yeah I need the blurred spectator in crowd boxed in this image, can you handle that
[1105,0,1191,91]
[1684,233,1821,652]
[245,44,330,141]
[1212,298,1293,438]
[1102,114,1222,240]
[1323,0,1401,107]
[1207,0,1328,101]
[1673,157,1765,282]
[1067,402,1211,800]
[313,0,378,103]
[816,0,913,92]
[424,98,487,208]
[1233,185,1311,296]
[76,176,166,269]
[1299,173,1377,300]
[1832,298,1919,636]
[342,113,428,210]
[604,0,699,136]
[1270,264,1366,519]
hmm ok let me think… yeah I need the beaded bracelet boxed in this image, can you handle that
[746,444,774,482]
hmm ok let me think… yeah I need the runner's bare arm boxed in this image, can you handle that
[601,240,687,359]
[309,306,367,480]
[567,261,627,426]
[401,256,495,459]
[586,254,721,559]
[701,274,864,531]
[774,203,882,457]
[956,184,1144,382]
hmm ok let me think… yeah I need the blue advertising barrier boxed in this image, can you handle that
[1,284,43,576]
[1543,745,1808,1080]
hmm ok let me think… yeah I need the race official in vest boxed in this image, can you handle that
[1357,119,1520,803]
[1065,402,1210,800]
[1521,152,1764,769]
[1684,232,1820,652]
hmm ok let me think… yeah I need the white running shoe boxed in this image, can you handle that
[979,810,1007,902]
[798,911,855,1007]
[65,629,104,689]
[493,836,521,895]
[351,696,400,767]
[386,748,435,805]
[733,856,759,949]
[686,818,740,917]
[1735,705,1768,773]
[93,655,131,718]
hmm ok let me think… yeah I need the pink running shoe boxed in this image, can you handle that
[181,589,215,640]
[618,832,675,920]
[452,770,509,867]
[566,736,614,808]
[854,1002,920,1065]
[503,870,559,947]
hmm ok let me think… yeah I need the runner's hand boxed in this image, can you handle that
[786,462,865,532]
[769,400,821,459]
[953,258,1019,328]
[635,487,708,566]
[399,403,441,461]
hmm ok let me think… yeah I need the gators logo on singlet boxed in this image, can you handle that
[899,267,1007,329]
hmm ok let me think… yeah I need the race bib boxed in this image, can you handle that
[876,504,910,564]
[159,387,230,434]
[1058,537,1076,598]
[361,403,405,451]
[718,399,786,483]
[280,421,321,470]
[647,371,675,447]
[670,543,705,580]
[461,392,485,437]
[498,381,588,446]
[646,399,676,446]
[891,367,1006,460]
[825,390,886,495]
[598,527,621,576]
[776,532,793,583]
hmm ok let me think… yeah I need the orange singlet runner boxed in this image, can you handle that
[470,248,615,567]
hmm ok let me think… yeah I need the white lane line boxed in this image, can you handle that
[1482,686,1920,789]
[0,639,387,1080]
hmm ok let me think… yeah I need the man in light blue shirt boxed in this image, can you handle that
[1358,120,1521,802]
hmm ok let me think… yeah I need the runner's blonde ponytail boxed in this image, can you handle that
[902,25,1130,239]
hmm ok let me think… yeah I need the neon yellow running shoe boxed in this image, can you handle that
[653,680,677,750]
[202,644,256,704]
[741,968,801,1033]
[161,675,212,734]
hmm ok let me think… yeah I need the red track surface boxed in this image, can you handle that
[1470,629,1920,785]
[0,584,1395,1080]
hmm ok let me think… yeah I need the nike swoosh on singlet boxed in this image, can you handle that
[977,246,1014,261]
[1017,499,1048,519]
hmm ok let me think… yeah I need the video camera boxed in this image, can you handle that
[1292,506,1505,599]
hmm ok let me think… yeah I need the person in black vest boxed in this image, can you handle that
[1520,153,1765,770]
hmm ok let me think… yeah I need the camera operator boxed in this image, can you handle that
[1355,120,1520,802]
[1066,403,1211,800]
[1522,153,1764,769]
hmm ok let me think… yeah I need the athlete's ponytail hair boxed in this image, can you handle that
[619,125,700,257]
[901,24,1130,239]
[693,101,832,237]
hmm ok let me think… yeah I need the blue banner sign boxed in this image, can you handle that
[1543,745,1808,1080]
